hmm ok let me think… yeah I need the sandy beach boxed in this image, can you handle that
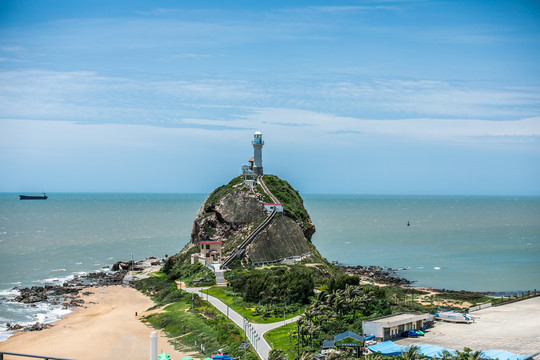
[0,285,195,360]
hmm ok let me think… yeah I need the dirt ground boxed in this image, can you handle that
[395,296,540,355]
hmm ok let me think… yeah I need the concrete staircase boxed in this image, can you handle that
[221,210,277,269]
[214,270,227,286]
[221,175,280,270]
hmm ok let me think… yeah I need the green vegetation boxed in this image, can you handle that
[299,251,346,280]
[205,176,244,208]
[163,258,216,286]
[135,275,187,306]
[229,265,314,305]
[431,292,492,304]
[265,323,297,360]
[136,263,534,360]
[327,273,361,293]
[136,277,258,360]
[256,183,273,203]
[135,174,533,360]
[262,175,310,229]
[207,287,304,323]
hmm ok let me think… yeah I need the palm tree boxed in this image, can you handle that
[364,354,384,360]
[364,353,385,360]
[306,323,321,348]
[269,349,287,360]
[326,346,356,360]
[330,289,345,315]
[350,290,374,323]
[314,290,327,307]
[439,350,455,360]
[456,348,482,360]
[401,346,421,360]
[299,351,316,360]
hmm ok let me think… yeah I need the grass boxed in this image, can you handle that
[264,323,301,360]
[141,290,258,360]
[205,176,244,208]
[431,292,493,306]
[262,175,310,229]
[207,287,305,324]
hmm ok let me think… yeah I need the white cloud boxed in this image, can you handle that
[0,70,538,144]
[241,108,540,143]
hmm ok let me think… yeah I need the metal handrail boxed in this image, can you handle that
[221,175,280,269]
[0,351,77,360]
[221,211,277,269]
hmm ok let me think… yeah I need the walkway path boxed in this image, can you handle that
[184,287,300,360]
[214,270,226,286]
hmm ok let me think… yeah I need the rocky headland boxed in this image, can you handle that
[186,175,318,266]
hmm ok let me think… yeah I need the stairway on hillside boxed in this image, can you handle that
[221,175,279,270]
[215,270,226,286]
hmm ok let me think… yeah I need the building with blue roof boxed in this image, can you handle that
[322,331,364,357]
[368,341,537,360]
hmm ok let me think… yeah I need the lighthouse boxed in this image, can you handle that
[252,131,264,176]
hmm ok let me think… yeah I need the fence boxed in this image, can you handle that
[251,252,312,267]
[469,303,492,312]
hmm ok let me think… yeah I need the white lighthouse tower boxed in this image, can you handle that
[252,131,264,176]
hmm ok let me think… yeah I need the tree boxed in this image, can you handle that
[401,346,421,360]
[456,348,482,360]
[269,349,287,360]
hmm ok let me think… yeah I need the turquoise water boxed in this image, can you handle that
[0,193,539,341]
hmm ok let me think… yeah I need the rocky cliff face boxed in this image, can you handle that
[189,175,316,264]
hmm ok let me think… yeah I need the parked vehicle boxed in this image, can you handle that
[402,330,419,338]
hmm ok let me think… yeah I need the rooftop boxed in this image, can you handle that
[364,312,430,327]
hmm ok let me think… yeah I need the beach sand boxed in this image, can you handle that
[0,285,195,360]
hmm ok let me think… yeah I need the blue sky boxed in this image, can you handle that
[1,0,539,195]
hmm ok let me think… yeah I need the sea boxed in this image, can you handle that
[1,193,539,341]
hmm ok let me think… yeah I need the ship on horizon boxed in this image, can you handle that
[19,193,48,200]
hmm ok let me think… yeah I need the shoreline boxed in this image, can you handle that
[1,258,536,359]
[0,285,194,360]
[0,257,163,341]
[337,264,537,295]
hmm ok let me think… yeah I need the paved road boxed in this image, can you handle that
[185,287,300,360]
[396,296,540,355]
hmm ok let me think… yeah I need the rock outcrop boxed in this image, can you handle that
[189,175,316,265]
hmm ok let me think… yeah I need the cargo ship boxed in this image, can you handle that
[19,193,48,200]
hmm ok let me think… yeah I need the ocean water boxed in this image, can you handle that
[0,193,205,341]
[305,195,540,293]
[1,193,539,341]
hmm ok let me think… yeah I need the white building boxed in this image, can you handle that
[264,203,283,213]
[362,313,430,341]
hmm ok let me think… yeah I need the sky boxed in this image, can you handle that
[0,0,539,195]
